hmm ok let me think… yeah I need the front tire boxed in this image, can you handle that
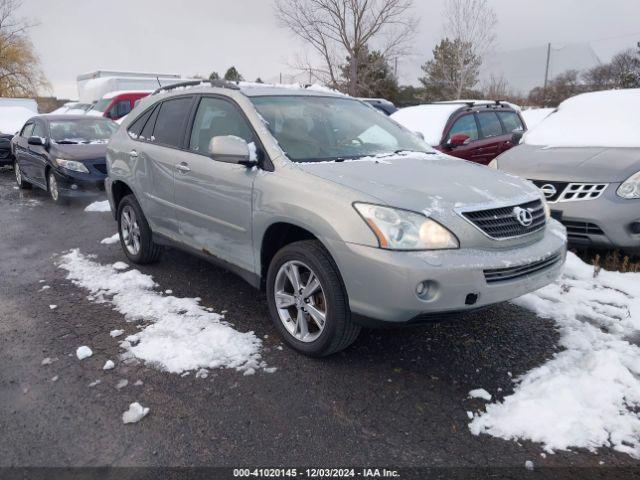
[117,194,161,264]
[14,161,31,189]
[266,240,361,357]
[47,171,65,204]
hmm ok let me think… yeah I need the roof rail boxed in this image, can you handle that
[152,79,240,95]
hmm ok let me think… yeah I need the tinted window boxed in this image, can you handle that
[32,122,46,137]
[140,106,160,141]
[21,123,34,137]
[477,112,503,138]
[114,100,131,118]
[128,107,155,138]
[152,97,193,148]
[497,111,524,132]
[448,114,478,141]
[189,97,254,154]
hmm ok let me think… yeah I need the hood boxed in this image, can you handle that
[497,144,640,183]
[50,143,107,161]
[298,153,540,218]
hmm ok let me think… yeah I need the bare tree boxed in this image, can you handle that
[0,0,48,97]
[274,0,417,95]
[443,0,497,99]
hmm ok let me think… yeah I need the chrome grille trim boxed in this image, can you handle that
[484,253,562,284]
[461,199,546,240]
[533,180,608,203]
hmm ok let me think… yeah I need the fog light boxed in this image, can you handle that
[70,184,78,190]
[416,282,427,295]
[630,222,640,234]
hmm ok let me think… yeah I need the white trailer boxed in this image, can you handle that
[77,71,184,103]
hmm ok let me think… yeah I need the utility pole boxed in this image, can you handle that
[542,43,551,104]
[394,57,398,78]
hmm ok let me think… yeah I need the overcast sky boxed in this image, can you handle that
[21,0,640,99]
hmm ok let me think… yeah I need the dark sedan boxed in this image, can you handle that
[12,115,117,203]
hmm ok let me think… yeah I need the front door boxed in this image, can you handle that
[174,96,257,272]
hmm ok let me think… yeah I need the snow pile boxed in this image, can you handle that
[58,249,266,375]
[524,89,640,148]
[0,106,35,135]
[103,360,115,370]
[239,81,345,96]
[469,388,492,401]
[84,200,111,212]
[122,402,149,424]
[76,346,93,360]
[521,108,555,130]
[391,104,461,146]
[469,252,640,458]
[100,233,119,245]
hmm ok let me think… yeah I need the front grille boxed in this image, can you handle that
[484,253,562,284]
[563,220,604,236]
[462,199,546,240]
[532,180,608,203]
[93,163,107,174]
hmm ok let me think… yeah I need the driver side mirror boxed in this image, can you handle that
[447,133,470,148]
[208,135,256,166]
[27,136,46,147]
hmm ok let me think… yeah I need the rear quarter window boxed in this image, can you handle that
[152,97,193,148]
[477,112,503,138]
[497,111,524,133]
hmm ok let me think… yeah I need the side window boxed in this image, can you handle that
[140,106,160,141]
[152,97,193,148]
[33,122,46,138]
[127,106,155,138]
[448,114,478,141]
[21,123,34,137]
[477,112,503,138]
[189,97,254,154]
[497,111,524,133]
[114,100,132,118]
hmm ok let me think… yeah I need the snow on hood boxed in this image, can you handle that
[298,152,540,217]
[0,106,34,135]
[524,89,640,148]
[521,108,555,130]
[391,104,461,146]
[497,144,640,183]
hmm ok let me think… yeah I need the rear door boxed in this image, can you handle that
[174,95,258,272]
[473,111,505,164]
[133,96,195,238]
[496,111,525,154]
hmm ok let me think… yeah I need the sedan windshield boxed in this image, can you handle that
[251,95,432,162]
[50,119,118,144]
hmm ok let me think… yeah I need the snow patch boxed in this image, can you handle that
[122,402,149,424]
[100,233,120,245]
[468,388,492,401]
[469,252,640,459]
[110,329,124,338]
[84,200,111,212]
[76,346,93,360]
[58,249,267,375]
[103,360,115,370]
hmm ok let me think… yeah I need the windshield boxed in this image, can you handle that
[50,119,118,144]
[251,96,431,162]
[91,98,111,113]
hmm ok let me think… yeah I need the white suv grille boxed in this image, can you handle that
[557,183,608,202]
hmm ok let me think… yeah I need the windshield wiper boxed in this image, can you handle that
[393,149,436,155]
[55,140,79,144]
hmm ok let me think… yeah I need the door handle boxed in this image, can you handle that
[129,150,138,158]
[176,162,191,173]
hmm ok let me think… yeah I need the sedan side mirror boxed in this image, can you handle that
[27,136,46,147]
[208,135,256,166]
[447,133,470,148]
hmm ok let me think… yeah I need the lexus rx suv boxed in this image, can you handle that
[105,81,566,356]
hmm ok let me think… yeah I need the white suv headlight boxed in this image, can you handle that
[55,158,89,173]
[617,171,640,199]
[354,203,459,250]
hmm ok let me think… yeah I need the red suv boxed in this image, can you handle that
[88,91,151,121]
[391,101,526,165]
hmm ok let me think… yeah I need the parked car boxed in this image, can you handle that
[50,102,94,115]
[490,89,640,253]
[12,115,118,203]
[0,106,35,166]
[520,107,555,130]
[87,91,151,121]
[359,98,398,115]
[391,101,526,164]
[105,81,566,357]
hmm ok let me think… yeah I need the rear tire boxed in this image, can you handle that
[117,194,161,264]
[14,161,31,189]
[266,240,361,357]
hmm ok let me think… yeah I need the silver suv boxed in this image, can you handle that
[105,81,567,357]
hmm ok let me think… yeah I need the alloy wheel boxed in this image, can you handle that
[48,173,59,201]
[120,205,141,256]
[14,164,21,185]
[274,260,327,343]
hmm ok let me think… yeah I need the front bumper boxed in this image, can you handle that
[327,219,567,325]
[53,166,106,198]
[548,186,640,251]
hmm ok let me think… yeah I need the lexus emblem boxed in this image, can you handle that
[513,207,534,227]
[539,184,557,199]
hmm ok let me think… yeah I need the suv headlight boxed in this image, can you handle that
[354,203,459,250]
[617,171,640,199]
[55,158,89,173]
